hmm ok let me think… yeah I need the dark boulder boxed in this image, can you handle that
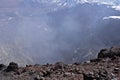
[0,64,6,70]
[90,58,102,62]
[6,62,19,72]
[83,72,94,80]
[98,46,120,58]
[54,62,65,70]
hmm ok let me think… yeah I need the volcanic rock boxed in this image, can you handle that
[98,46,120,58]
[6,62,18,72]
[0,47,120,79]
[34,75,45,80]
[0,64,6,70]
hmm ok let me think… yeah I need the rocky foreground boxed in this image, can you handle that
[0,47,120,80]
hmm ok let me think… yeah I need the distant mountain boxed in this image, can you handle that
[0,45,33,66]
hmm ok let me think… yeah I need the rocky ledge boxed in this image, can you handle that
[0,46,120,80]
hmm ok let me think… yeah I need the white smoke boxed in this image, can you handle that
[0,0,120,65]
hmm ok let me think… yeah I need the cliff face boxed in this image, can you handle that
[0,47,120,80]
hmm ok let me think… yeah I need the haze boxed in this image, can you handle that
[0,0,120,65]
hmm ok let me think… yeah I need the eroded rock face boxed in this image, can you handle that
[98,46,120,58]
